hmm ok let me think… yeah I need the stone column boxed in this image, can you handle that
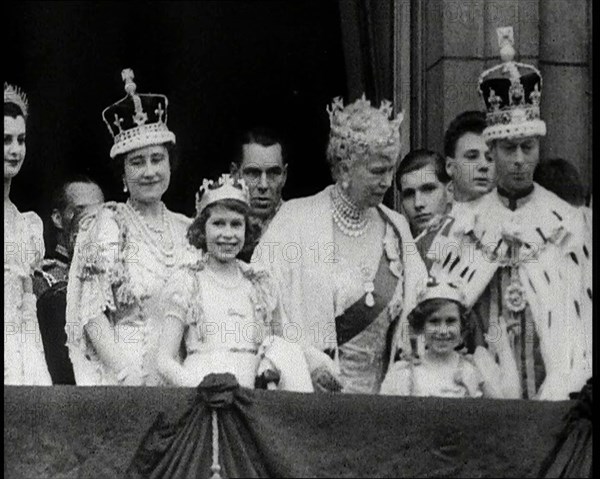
[539,0,592,193]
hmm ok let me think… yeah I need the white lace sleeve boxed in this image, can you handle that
[66,206,121,352]
[22,211,45,272]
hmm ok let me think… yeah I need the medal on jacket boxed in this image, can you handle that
[504,243,527,313]
[505,280,527,312]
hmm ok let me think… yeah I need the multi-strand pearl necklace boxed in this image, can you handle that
[330,183,370,237]
[125,200,175,265]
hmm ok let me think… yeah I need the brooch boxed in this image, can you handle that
[504,280,527,313]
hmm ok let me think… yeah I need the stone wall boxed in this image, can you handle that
[416,0,592,192]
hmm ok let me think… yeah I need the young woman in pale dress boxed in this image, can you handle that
[4,82,51,385]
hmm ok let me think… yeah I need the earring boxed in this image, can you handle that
[123,181,128,193]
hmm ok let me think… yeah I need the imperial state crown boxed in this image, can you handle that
[478,27,546,142]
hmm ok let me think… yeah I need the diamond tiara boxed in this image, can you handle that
[4,82,29,119]
[195,174,250,215]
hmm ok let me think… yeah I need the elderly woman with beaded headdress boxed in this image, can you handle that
[423,28,592,400]
[65,69,192,386]
[156,174,313,391]
[4,82,52,385]
[253,95,427,394]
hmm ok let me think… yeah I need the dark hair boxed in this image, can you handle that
[66,205,101,257]
[444,111,487,158]
[110,142,178,182]
[534,158,586,207]
[396,149,450,192]
[408,298,469,335]
[51,174,103,212]
[4,101,25,119]
[232,126,286,167]
[187,199,254,252]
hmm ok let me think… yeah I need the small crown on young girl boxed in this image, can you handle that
[195,174,250,215]
[4,82,29,119]
[416,275,467,306]
[326,94,403,153]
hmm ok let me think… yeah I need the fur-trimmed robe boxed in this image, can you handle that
[422,185,592,400]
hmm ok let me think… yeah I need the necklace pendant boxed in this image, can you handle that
[364,281,375,307]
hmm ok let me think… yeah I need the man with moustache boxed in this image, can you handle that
[230,127,287,262]
[426,28,592,400]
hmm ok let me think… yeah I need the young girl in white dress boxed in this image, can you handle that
[157,174,313,391]
[4,82,52,385]
[380,276,520,398]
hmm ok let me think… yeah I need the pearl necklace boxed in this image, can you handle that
[330,184,370,237]
[128,200,167,234]
[124,201,176,264]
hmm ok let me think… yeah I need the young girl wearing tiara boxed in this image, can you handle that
[157,174,313,391]
[380,276,520,398]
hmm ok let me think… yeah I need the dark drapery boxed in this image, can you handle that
[5,1,347,220]
[538,379,593,478]
[338,0,395,105]
[5,381,577,478]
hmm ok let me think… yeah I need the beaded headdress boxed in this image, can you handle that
[195,174,250,216]
[415,275,467,307]
[326,94,403,161]
[102,68,176,159]
[478,27,546,142]
[4,82,29,119]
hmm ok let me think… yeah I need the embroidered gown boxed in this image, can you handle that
[65,201,192,385]
[159,258,313,391]
[253,185,427,395]
[4,201,52,385]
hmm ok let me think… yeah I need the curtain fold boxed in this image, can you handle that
[127,374,269,479]
[338,0,394,104]
[538,379,593,478]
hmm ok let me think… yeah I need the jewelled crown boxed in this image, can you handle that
[195,174,250,215]
[4,82,29,119]
[326,94,403,161]
[416,275,467,306]
[478,27,546,142]
[102,68,176,158]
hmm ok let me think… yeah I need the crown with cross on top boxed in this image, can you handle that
[102,68,176,158]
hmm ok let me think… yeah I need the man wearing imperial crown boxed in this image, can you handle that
[424,27,592,401]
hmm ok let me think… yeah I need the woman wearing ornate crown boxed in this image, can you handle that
[253,95,427,394]
[4,83,52,385]
[65,69,193,386]
[156,174,313,391]
[380,276,520,398]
